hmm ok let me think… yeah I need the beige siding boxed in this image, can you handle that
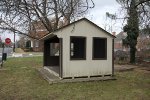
[55,20,113,77]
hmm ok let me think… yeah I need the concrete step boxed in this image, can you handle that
[44,67,59,77]
[39,68,60,84]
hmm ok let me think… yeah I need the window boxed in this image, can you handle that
[35,41,39,47]
[93,37,107,60]
[26,40,31,48]
[50,43,59,56]
[70,36,86,60]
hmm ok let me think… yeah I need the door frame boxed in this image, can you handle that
[59,38,63,78]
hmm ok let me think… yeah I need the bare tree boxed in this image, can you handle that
[116,0,150,63]
[0,0,95,39]
[116,0,150,31]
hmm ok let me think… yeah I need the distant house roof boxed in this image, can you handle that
[115,31,150,42]
[40,18,115,40]
[114,32,127,42]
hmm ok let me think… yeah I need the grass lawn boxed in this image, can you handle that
[0,57,150,100]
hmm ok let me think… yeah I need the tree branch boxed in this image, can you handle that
[135,0,150,8]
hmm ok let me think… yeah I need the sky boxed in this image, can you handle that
[87,0,124,34]
[1,0,124,42]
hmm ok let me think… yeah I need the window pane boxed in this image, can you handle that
[93,38,107,59]
[70,37,86,60]
[71,43,74,56]
[50,43,59,56]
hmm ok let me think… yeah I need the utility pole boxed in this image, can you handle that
[13,31,15,52]
[1,43,4,68]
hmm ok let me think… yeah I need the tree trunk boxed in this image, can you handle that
[127,0,139,63]
[130,46,136,63]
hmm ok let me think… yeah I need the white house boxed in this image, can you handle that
[41,18,115,79]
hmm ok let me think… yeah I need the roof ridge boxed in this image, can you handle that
[40,18,115,40]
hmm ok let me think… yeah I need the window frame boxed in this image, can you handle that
[70,36,86,60]
[92,37,107,60]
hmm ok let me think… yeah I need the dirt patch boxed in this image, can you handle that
[135,67,150,74]
[115,64,150,73]
[115,64,139,72]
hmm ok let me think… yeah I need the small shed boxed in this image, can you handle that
[41,18,115,79]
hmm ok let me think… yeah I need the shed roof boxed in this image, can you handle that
[40,18,115,40]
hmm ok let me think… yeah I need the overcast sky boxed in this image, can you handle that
[87,0,124,34]
[1,0,123,42]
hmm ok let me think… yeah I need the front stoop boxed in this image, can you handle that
[38,68,60,84]
[38,68,116,84]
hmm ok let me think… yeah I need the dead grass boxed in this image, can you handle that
[15,48,25,53]
[0,57,150,100]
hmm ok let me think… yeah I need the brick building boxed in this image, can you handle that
[28,19,64,52]
[114,32,129,52]
[114,31,150,52]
